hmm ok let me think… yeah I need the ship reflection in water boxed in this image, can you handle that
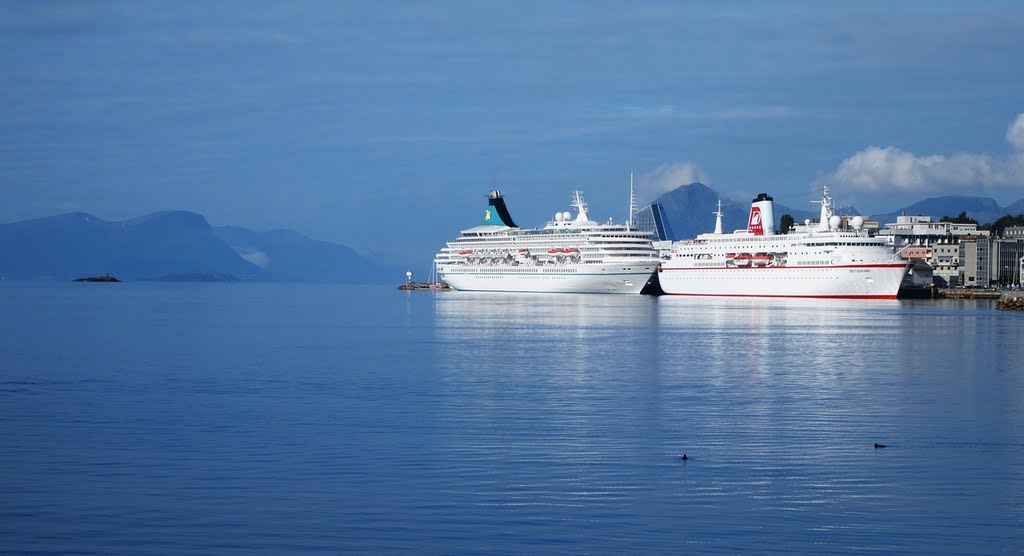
[430,292,1021,553]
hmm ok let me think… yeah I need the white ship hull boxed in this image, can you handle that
[657,188,910,299]
[440,263,654,294]
[657,263,908,299]
[435,189,660,295]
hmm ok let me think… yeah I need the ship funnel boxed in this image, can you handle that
[484,190,518,228]
[747,193,776,236]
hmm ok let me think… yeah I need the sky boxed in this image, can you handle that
[2,1,1024,269]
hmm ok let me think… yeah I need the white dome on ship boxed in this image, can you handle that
[562,211,572,221]
[851,216,864,230]
[829,215,841,230]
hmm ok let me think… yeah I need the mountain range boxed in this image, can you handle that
[213,225,401,283]
[0,210,402,282]
[653,183,1024,240]
[3,187,1023,280]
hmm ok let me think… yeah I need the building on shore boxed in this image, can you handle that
[959,235,991,288]
[992,226,1024,287]
[902,258,935,289]
[875,215,989,287]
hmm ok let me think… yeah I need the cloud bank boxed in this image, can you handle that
[635,162,712,202]
[821,113,1024,193]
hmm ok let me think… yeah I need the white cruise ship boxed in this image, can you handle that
[435,190,660,293]
[657,187,910,299]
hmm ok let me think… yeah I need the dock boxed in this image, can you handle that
[937,288,1003,299]
[397,281,451,291]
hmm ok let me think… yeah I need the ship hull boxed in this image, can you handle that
[439,264,655,294]
[657,264,909,299]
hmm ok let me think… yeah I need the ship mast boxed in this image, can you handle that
[627,172,636,230]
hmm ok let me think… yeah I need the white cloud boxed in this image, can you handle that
[821,113,1024,192]
[636,162,712,201]
[1008,113,1024,151]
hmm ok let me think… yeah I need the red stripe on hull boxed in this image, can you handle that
[659,263,908,272]
[661,292,898,299]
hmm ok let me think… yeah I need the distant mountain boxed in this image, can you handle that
[870,196,1006,226]
[0,211,260,280]
[213,226,404,284]
[652,184,1024,239]
[1002,198,1024,216]
[0,211,403,283]
[652,183,858,240]
[652,183,744,240]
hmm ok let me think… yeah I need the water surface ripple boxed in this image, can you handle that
[1,283,1021,553]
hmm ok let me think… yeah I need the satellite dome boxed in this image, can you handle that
[555,212,564,222]
[829,215,842,229]
[851,216,865,230]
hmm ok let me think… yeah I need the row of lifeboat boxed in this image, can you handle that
[726,252,775,267]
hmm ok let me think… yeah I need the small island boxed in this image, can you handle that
[72,274,121,283]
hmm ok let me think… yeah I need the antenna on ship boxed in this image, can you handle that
[628,172,636,230]
[713,199,724,235]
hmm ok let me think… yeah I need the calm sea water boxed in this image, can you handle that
[1,282,1022,554]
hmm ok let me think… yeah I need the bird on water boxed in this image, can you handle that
[874,443,887,449]
[681,454,689,461]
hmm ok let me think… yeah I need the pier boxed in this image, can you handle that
[937,288,1003,299]
[398,268,450,291]
[397,281,450,291]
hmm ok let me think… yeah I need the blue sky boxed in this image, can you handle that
[2,1,1023,268]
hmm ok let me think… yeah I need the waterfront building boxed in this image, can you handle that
[879,215,984,239]
[959,236,991,287]
[928,242,962,287]
[876,215,989,287]
[903,258,935,289]
[992,227,1024,287]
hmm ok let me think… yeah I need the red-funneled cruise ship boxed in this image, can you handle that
[657,187,910,299]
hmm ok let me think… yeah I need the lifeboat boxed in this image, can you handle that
[561,248,573,253]
[752,253,772,266]
[734,253,752,267]
[725,253,736,260]
[548,248,560,254]
[459,250,473,256]
[518,248,529,253]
